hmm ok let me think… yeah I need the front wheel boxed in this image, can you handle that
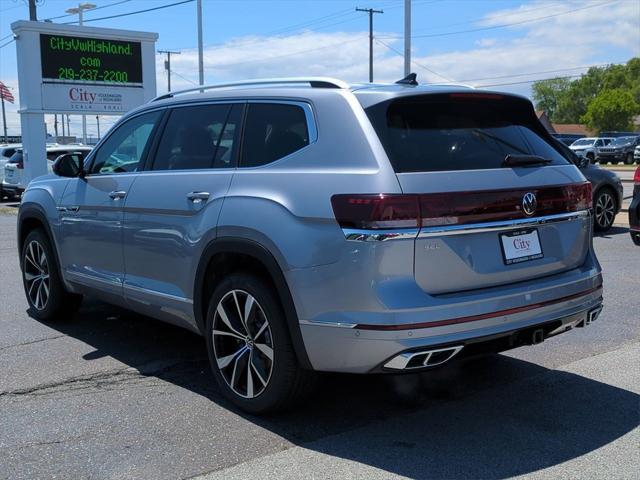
[21,228,82,321]
[205,273,314,414]
[593,189,616,232]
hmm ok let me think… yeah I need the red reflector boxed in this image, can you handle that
[331,194,419,229]
[16,162,24,169]
[634,167,640,185]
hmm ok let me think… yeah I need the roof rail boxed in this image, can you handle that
[151,77,350,102]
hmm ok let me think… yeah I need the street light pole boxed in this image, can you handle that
[197,0,204,86]
[65,3,96,144]
[355,7,383,83]
[404,0,411,76]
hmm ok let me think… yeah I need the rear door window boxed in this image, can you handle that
[240,103,309,167]
[364,94,570,172]
[152,103,242,171]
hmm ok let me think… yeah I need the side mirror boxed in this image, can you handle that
[52,153,84,178]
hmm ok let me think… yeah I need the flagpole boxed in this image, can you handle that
[1,88,7,143]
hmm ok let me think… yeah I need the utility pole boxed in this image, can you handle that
[197,0,204,86]
[404,0,411,76]
[356,7,383,83]
[96,115,100,140]
[1,89,7,143]
[158,50,181,92]
[54,114,59,138]
[66,3,96,144]
[66,115,71,138]
[28,0,37,21]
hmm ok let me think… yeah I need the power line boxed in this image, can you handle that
[61,0,195,24]
[374,38,453,82]
[447,63,624,84]
[169,69,198,86]
[477,74,586,88]
[0,38,15,50]
[378,0,619,40]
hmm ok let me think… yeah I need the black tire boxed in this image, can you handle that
[205,272,314,414]
[624,152,634,165]
[21,228,82,321]
[586,152,595,163]
[593,188,617,232]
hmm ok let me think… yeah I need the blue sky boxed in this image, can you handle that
[1,0,638,136]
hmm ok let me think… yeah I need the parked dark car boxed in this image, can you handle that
[552,133,586,146]
[597,136,640,165]
[630,166,640,245]
[556,141,623,231]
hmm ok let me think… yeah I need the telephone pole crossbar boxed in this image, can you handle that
[356,7,383,83]
[158,50,181,92]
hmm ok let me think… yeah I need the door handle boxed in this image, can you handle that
[109,190,127,200]
[187,191,210,204]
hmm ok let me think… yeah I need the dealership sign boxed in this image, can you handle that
[41,83,145,113]
[11,20,158,183]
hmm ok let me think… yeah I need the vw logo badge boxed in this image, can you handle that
[522,192,537,216]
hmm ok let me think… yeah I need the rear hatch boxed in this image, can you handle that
[3,151,23,186]
[362,91,591,295]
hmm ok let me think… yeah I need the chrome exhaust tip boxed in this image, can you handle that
[585,305,603,325]
[384,345,464,370]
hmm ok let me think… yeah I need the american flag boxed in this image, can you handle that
[0,81,14,104]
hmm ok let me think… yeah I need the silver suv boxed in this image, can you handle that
[18,77,604,413]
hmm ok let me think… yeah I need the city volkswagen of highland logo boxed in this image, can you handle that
[522,192,537,216]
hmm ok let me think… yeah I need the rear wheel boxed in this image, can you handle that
[593,188,616,232]
[21,229,82,321]
[624,152,634,165]
[205,272,314,414]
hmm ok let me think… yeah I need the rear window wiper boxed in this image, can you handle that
[502,154,553,167]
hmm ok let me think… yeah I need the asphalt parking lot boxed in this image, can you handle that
[0,213,638,480]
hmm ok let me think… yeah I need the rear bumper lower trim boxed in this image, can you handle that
[354,284,602,331]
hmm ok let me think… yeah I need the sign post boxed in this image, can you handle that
[11,21,157,185]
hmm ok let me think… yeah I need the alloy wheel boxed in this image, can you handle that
[211,290,274,399]
[23,240,50,310]
[595,192,615,229]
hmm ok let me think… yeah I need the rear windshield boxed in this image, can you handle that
[611,136,637,146]
[364,94,570,172]
[8,151,23,163]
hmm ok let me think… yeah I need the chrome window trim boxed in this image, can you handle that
[340,210,590,242]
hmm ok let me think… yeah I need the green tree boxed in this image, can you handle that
[554,66,606,123]
[532,77,570,120]
[581,89,639,133]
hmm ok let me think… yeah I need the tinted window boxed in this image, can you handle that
[153,104,241,171]
[241,103,309,167]
[365,95,569,172]
[1,148,16,158]
[90,110,162,175]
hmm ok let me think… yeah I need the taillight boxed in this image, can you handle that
[331,194,420,229]
[332,182,592,231]
[16,162,23,169]
[634,167,640,185]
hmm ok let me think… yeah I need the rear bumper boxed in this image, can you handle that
[299,276,602,373]
[630,192,640,245]
[1,182,23,197]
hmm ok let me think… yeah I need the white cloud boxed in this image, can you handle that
[475,38,497,47]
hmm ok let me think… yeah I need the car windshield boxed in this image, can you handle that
[571,139,594,147]
[610,136,636,146]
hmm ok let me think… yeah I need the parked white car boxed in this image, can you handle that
[2,145,92,199]
[569,137,613,162]
[0,143,22,199]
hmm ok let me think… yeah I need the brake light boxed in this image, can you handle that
[634,167,640,185]
[331,183,592,230]
[16,161,23,169]
[330,194,420,229]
